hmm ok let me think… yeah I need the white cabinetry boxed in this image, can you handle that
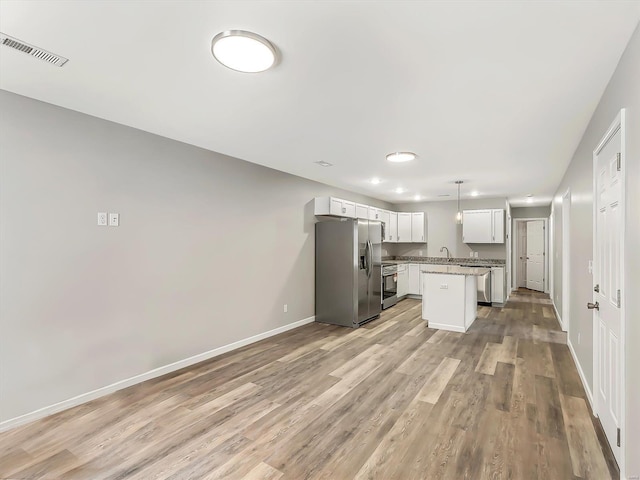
[408,264,422,296]
[491,267,505,304]
[411,212,426,243]
[356,203,369,219]
[389,212,398,243]
[492,210,504,243]
[397,264,408,297]
[369,207,382,221]
[314,197,356,218]
[462,209,504,243]
[397,213,412,243]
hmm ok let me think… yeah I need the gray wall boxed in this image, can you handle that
[510,206,551,218]
[0,90,392,423]
[390,198,508,260]
[551,23,639,477]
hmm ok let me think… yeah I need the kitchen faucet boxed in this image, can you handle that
[440,246,451,262]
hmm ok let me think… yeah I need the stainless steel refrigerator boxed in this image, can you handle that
[315,218,382,327]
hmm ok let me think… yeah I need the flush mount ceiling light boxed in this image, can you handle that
[394,187,406,194]
[414,195,422,201]
[211,30,276,73]
[370,178,381,185]
[386,152,417,163]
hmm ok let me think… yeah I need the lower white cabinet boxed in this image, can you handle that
[408,264,422,296]
[491,267,505,304]
[397,264,408,297]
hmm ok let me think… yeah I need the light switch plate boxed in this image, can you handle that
[97,212,108,226]
[474,252,479,258]
[588,260,593,274]
[109,213,119,227]
[469,251,474,257]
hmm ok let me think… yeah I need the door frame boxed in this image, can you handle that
[592,109,626,476]
[561,189,571,333]
[511,217,548,293]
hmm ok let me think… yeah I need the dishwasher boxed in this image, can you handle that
[477,270,492,305]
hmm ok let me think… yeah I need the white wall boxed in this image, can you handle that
[390,198,508,260]
[0,90,392,426]
[551,23,640,478]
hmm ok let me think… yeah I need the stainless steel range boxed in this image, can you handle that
[381,264,398,309]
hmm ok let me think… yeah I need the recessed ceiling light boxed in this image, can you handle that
[394,187,405,194]
[370,178,381,185]
[527,197,534,203]
[386,152,417,163]
[211,30,276,73]
[414,195,422,201]
[314,160,333,167]
[470,191,479,197]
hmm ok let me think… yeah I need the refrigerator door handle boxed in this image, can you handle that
[367,240,373,278]
[363,240,369,277]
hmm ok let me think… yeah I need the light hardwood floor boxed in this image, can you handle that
[0,289,617,479]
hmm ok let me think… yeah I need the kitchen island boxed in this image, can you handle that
[421,265,491,332]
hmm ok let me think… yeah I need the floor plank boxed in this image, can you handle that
[0,289,618,480]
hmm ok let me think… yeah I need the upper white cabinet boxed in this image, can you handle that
[411,212,426,243]
[397,213,412,243]
[462,209,504,243]
[389,212,398,243]
[356,203,369,219]
[492,209,504,243]
[369,207,382,221]
[314,197,426,244]
[314,197,356,218]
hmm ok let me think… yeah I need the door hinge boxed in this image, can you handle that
[617,427,621,447]
[616,153,621,171]
[617,289,621,308]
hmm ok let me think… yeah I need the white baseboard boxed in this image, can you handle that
[0,315,315,433]
[567,338,594,411]
[427,322,466,333]
[552,301,564,331]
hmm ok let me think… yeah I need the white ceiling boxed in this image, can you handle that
[1,1,638,207]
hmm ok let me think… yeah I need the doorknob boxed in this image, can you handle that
[587,301,600,311]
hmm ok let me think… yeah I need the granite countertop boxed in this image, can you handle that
[420,265,491,276]
[382,257,505,267]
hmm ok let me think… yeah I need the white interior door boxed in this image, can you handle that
[594,124,623,463]
[526,220,544,291]
[516,222,527,288]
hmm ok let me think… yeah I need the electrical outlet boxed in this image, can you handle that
[283,304,288,313]
[109,213,119,227]
[578,333,581,344]
[419,250,423,256]
[469,251,474,258]
[97,212,107,226]
[474,252,479,258]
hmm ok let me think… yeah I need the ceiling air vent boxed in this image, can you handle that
[0,33,68,67]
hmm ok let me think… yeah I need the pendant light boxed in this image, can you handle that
[455,180,463,224]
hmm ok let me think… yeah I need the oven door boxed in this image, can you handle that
[381,272,398,309]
